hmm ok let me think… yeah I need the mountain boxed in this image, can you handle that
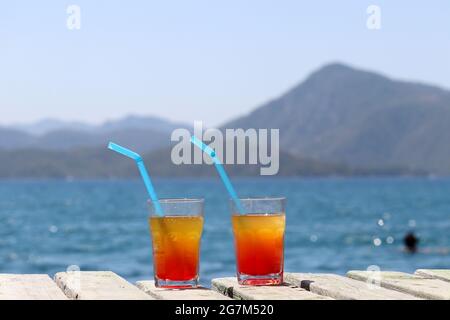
[10,115,187,135]
[2,63,450,176]
[225,63,450,174]
[99,115,187,134]
[0,146,422,179]
[0,115,189,153]
[13,119,93,135]
[33,128,171,153]
[0,128,34,149]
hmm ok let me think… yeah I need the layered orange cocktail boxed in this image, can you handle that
[148,199,204,288]
[231,198,286,285]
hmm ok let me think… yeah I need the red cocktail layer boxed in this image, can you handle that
[232,214,285,277]
[149,216,203,282]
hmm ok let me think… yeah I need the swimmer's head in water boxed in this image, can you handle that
[404,232,419,253]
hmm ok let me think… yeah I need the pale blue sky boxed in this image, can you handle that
[1,1,449,126]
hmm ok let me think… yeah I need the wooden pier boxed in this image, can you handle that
[1,269,450,300]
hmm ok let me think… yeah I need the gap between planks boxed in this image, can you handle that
[347,270,450,300]
[212,277,332,300]
[285,273,419,300]
[415,269,450,282]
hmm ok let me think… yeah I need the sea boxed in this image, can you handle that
[1,177,449,286]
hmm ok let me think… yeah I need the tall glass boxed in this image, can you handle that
[231,197,286,285]
[148,198,204,288]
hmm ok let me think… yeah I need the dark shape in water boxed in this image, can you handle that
[404,232,419,253]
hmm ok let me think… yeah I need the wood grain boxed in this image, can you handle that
[212,277,332,300]
[136,280,230,300]
[54,271,153,300]
[347,271,450,300]
[285,273,419,300]
[415,269,450,282]
[0,274,67,300]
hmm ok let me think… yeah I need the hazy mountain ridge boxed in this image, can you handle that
[225,63,450,174]
[2,62,450,177]
[8,114,187,135]
[0,115,188,153]
[0,146,424,179]
[12,118,93,135]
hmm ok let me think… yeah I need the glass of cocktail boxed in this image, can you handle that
[231,197,286,285]
[148,198,204,288]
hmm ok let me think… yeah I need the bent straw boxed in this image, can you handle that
[107,142,164,216]
[190,135,245,214]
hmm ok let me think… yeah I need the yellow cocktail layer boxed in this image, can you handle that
[232,214,285,275]
[149,215,203,280]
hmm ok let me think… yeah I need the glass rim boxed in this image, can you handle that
[231,196,286,201]
[148,198,204,204]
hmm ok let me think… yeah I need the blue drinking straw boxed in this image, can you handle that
[107,142,164,216]
[190,135,245,214]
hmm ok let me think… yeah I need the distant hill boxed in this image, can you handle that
[12,118,93,135]
[225,63,450,174]
[9,115,187,135]
[0,115,189,153]
[0,128,34,149]
[0,147,423,179]
[99,115,187,134]
[2,63,450,177]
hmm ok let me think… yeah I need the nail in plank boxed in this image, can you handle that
[0,274,67,300]
[211,277,332,300]
[54,271,153,300]
[136,280,231,300]
[347,271,450,300]
[285,273,419,300]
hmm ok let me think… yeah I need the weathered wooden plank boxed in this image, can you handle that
[54,271,153,300]
[285,273,419,300]
[415,269,450,282]
[347,271,450,300]
[0,274,67,300]
[136,281,231,300]
[211,277,332,300]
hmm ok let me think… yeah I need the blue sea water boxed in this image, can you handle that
[1,177,450,286]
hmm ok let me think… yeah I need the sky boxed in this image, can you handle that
[1,0,449,127]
